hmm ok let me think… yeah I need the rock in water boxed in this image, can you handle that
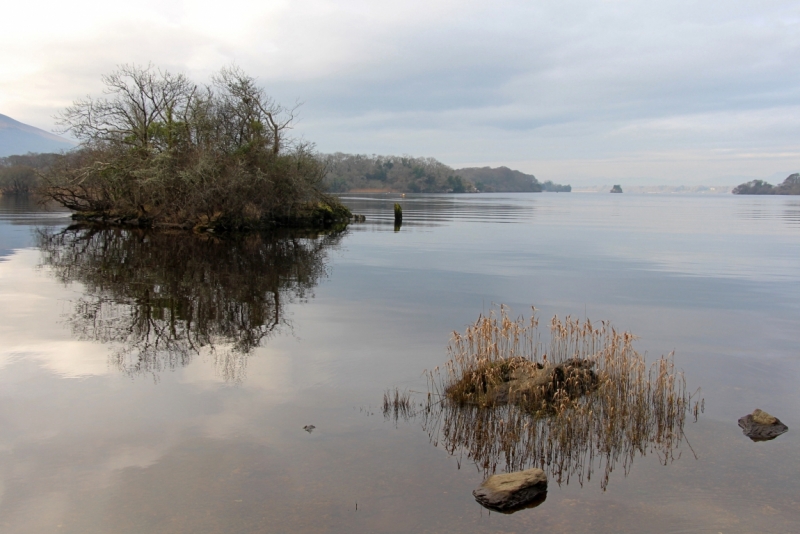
[738,409,788,441]
[473,468,548,512]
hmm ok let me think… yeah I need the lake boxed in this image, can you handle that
[1,192,799,533]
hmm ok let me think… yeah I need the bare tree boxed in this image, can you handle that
[57,64,197,151]
[212,65,297,156]
[41,64,348,230]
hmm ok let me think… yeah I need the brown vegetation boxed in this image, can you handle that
[421,306,700,488]
[39,64,349,231]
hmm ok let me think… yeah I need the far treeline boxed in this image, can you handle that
[322,153,570,193]
[732,174,800,195]
[0,153,60,195]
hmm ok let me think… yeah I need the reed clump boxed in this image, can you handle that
[424,306,698,489]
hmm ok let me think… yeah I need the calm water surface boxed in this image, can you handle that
[1,193,799,533]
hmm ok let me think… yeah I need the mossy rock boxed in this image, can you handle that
[738,409,788,441]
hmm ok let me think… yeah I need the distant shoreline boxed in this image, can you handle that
[571,185,733,194]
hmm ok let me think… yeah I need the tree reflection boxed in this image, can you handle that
[37,226,344,381]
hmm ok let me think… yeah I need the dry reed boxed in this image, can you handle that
[422,306,699,490]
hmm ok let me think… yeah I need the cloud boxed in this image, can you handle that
[1,0,799,183]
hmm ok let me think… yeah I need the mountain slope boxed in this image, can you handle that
[0,114,75,157]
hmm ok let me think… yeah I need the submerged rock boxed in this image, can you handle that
[738,409,788,441]
[473,468,548,512]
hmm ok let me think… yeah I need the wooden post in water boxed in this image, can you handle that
[394,202,403,231]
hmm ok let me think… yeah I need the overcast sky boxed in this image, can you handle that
[2,0,799,185]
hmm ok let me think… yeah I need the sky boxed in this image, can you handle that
[2,0,799,185]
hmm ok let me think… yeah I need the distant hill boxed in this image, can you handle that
[455,166,542,192]
[0,114,75,157]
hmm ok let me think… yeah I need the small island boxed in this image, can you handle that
[39,65,350,231]
[610,184,623,193]
[732,173,800,195]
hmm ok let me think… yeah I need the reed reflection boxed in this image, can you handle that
[37,226,344,381]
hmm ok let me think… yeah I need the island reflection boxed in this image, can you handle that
[37,226,344,381]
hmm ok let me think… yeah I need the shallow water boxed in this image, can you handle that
[1,193,799,533]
